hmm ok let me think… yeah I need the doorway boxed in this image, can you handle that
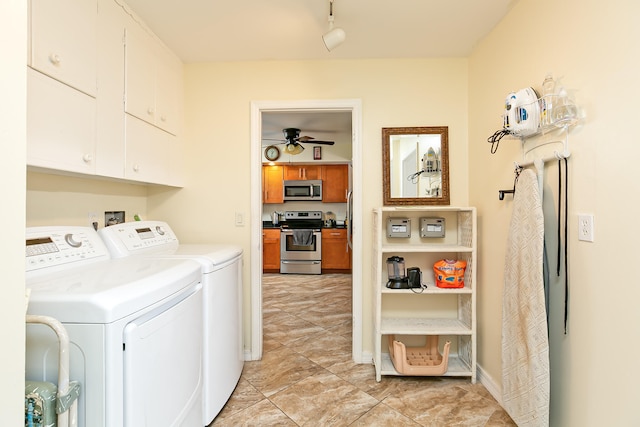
[250,99,363,362]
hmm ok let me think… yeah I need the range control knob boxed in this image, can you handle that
[64,234,82,248]
[155,226,165,236]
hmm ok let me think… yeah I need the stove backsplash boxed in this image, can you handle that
[262,202,347,224]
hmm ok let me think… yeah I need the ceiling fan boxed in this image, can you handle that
[263,128,335,156]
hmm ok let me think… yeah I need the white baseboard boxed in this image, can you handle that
[477,363,503,406]
[357,351,373,364]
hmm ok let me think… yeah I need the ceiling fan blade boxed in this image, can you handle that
[300,140,335,145]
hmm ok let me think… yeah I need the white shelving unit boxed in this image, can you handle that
[373,206,477,383]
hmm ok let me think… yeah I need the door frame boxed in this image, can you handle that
[249,99,363,362]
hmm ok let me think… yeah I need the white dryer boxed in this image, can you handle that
[98,221,243,424]
[25,226,204,427]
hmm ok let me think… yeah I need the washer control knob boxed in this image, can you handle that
[155,226,165,235]
[65,233,82,248]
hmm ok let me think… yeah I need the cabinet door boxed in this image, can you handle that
[125,23,182,136]
[125,114,171,184]
[27,68,96,174]
[321,229,351,270]
[154,45,182,136]
[95,0,127,179]
[321,164,349,202]
[283,165,321,180]
[262,166,283,203]
[30,0,97,97]
[262,229,281,272]
[124,24,156,127]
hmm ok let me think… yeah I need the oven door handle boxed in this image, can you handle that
[281,260,321,264]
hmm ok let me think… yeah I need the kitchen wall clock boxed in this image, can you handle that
[264,145,280,161]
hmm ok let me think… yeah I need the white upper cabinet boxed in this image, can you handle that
[29,0,97,97]
[27,67,96,174]
[124,23,182,136]
[124,114,170,184]
[27,0,98,174]
[26,0,184,186]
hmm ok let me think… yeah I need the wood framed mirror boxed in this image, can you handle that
[382,126,450,205]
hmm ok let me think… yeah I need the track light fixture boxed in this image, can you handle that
[323,0,346,51]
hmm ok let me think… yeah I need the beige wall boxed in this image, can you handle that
[469,0,640,425]
[1,0,26,424]
[146,58,470,355]
[26,172,149,227]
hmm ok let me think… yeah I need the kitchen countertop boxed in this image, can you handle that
[262,221,346,229]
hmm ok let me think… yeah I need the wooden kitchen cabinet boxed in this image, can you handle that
[263,228,281,273]
[283,165,321,180]
[262,165,284,203]
[321,164,350,203]
[321,228,351,272]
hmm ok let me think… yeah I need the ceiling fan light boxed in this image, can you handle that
[323,27,346,51]
[286,144,304,155]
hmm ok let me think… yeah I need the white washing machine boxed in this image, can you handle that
[25,226,204,427]
[98,221,243,424]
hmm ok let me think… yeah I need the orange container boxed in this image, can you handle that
[433,259,467,288]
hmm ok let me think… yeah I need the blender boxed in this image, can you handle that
[386,256,409,289]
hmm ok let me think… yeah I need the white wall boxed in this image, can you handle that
[0,0,26,424]
[147,58,470,355]
[469,0,640,425]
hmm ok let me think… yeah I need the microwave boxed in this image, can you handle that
[283,180,322,201]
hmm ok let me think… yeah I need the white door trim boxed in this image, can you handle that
[249,99,363,362]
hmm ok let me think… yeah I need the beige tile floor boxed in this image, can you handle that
[210,274,515,426]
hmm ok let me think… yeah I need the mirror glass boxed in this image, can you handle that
[382,126,449,205]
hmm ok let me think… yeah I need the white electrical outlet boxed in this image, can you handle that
[578,214,594,242]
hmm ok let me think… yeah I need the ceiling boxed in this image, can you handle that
[122,0,517,145]
[123,0,517,63]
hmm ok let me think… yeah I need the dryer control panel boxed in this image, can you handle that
[98,221,179,258]
[26,226,110,273]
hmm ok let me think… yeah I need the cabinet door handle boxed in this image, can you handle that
[82,154,93,163]
[49,53,61,65]
[147,107,155,115]
[133,164,140,172]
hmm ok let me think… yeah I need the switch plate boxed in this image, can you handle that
[578,214,594,242]
[235,212,244,226]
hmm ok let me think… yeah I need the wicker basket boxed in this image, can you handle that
[388,335,451,376]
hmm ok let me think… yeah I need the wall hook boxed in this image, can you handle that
[498,165,522,200]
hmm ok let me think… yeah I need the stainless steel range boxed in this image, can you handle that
[280,211,322,275]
